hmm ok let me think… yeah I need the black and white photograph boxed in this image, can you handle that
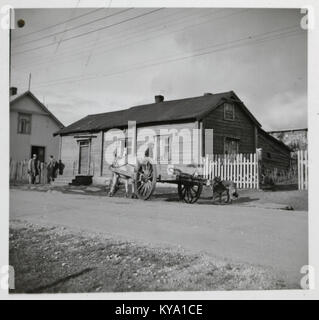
[1,0,319,300]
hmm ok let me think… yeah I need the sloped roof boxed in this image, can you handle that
[10,91,64,129]
[55,91,261,136]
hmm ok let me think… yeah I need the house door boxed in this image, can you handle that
[78,140,90,175]
[31,146,45,163]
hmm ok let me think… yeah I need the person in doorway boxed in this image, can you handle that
[58,160,65,175]
[28,154,41,184]
[47,155,57,183]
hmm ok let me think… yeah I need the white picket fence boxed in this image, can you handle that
[297,149,308,190]
[202,153,259,189]
[10,159,49,184]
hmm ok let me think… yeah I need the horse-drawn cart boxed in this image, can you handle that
[109,157,210,203]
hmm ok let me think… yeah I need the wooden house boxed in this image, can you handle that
[54,91,291,185]
[10,88,64,163]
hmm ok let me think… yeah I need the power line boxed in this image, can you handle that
[13,8,134,47]
[54,0,84,53]
[11,7,188,65]
[12,8,164,56]
[15,27,302,89]
[13,8,103,40]
[13,20,298,75]
[13,30,303,93]
[18,26,303,89]
[84,0,114,67]
[12,9,241,71]
[12,8,190,68]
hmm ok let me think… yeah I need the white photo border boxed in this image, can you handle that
[1,0,318,300]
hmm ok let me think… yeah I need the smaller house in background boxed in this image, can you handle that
[10,87,64,163]
[268,128,308,152]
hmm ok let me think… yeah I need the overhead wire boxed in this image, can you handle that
[12,8,104,40]
[15,25,303,89]
[84,0,114,68]
[12,9,243,71]
[12,8,189,68]
[12,8,164,56]
[12,8,134,48]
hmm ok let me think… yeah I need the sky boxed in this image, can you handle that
[10,7,307,130]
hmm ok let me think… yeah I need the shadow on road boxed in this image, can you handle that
[233,197,260,204]
[24,267,94,293]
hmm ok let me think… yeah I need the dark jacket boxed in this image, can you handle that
[47,159,58,175]
[28,159,40,176]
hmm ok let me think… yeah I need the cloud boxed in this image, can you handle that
[11,8,307,131]
[257,91,307,130]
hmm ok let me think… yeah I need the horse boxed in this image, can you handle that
[108,148,137,198]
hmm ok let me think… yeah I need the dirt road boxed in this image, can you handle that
[10,189,308,287]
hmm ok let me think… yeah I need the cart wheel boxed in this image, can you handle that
[135,159,157,200]
[178,181,203,204]
[212,190,230,204]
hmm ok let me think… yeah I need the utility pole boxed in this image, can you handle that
[9,8,12,90]
[28,73,32,91]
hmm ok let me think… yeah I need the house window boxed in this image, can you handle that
[224,103,235,120]
[18,113,31,134]
[115,137,133,161]
[155,135,171,163]
[224,137,239,154]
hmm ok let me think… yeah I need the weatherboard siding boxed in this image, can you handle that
[58,95,292,183]
[138,121,199,178]
[101,121,199,178]
[60,132,103,177]
[203,103,256,154]
[257,131,291,170]
[10,95,61,162]
[91,132,103,176]
[137,121,198,159]
[60,135,78,176]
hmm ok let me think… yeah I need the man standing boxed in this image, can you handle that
[47,155,57,183]
[28,154,40,184]
[58,160,65,175]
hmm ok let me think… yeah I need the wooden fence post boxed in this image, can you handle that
[203,152,259,190]
[297,149,308,191]
[305,150,308,190]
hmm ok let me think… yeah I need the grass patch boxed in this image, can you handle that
[10,220,289,293]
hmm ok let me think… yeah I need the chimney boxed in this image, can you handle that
[155,95,164,103]
[203,92,213,96]
[10,87,17,96]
